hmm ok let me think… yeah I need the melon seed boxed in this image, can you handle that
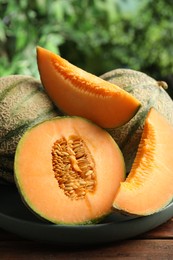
[52,135,96,200]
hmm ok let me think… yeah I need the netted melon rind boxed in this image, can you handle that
[101,69,173,173]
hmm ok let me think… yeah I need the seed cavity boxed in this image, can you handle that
[52,135,96,200]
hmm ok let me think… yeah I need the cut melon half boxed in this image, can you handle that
[14,116,125,225]
[113,108,173,216]
[36,46,141,128]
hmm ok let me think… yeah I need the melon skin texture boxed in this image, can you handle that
[0,75,63,182]
[101,69,173,173]
[113,108,173,216]
[36,46,141,129]
[14,116,125,225]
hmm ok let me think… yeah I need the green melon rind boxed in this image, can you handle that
[0,107,58,148]
[0,76,60,136]
[0,107,58,180]
[0,75,63,182]
[101,68,173,173]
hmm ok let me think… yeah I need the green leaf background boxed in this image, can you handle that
[0,0,173,91]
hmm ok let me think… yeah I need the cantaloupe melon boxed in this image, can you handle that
[0,75,63,182]
[101,69,173,173]
[113,108,173,216]
[14,116,125,225]
[36,46,141,128]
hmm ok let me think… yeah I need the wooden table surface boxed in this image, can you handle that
[0,217,173,259]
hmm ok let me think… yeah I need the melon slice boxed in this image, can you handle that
[36,46,141,128]
[14,116,125,225]
[113,108,173,216]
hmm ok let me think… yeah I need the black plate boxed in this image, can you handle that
[0,185,173,245]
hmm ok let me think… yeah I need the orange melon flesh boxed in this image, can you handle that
[14,117,125,225]
[36,46,141,128]
[113,108,173,216]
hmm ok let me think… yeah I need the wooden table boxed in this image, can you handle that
[0,217,173,259]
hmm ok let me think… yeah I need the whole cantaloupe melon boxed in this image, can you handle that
[0,75,63,182]
[101,68,173,173]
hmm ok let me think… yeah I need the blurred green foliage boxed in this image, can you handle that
[0,0,173,81]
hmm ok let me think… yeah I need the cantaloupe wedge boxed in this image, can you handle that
[113,108,173,216]
[36,46,141,128]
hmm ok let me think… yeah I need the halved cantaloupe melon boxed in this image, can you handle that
[14,116,125,225]
[113,108,173,216]
[36,46,141,128]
